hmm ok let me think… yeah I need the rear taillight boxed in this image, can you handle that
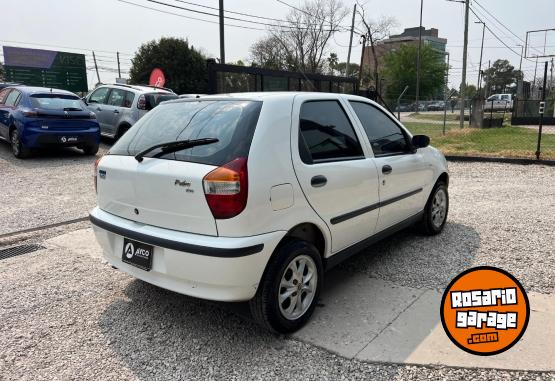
[21,109,38,117]
[137,95,147,110]
[203,157,248,219]
[94,157,102,193]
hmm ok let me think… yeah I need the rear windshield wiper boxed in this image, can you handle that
[134,138,219,162]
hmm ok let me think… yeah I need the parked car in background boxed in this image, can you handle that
[84,84,178,139]
[484,93,513,112]
[0,86,100,158]
[427,101,445,111]
[90,92,449,333]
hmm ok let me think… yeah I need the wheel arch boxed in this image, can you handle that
[116,121,132,138]
[437,171,449,187]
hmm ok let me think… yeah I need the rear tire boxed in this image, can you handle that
[83,144,99,156]
[115,125,130,141]
[249,239,323,333]
[418,181,449,235]
[10,129,30,159]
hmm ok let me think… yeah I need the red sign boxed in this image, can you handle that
[149,68,166,87]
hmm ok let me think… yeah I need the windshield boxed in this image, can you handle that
[30,94,83,110]
[145,93,179,108]
[110,100,262,166]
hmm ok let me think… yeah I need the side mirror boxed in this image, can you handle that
[412,135,430,149]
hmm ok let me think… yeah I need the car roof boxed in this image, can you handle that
[95,83,175,94]
[174,92,371,102]
[8,86,78,96]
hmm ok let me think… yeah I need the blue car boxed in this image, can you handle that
[0,86,100,158]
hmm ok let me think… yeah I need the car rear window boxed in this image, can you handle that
[145,93,179,108]
[30,94,83,110]
[109,100,262,166]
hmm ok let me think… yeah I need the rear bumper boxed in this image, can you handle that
[21,125,100,148]
[89,207,286,301]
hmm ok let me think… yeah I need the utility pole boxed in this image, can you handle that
[117,51,121,79]
[533,56,539,96]
[358,34,366,87]
[459,0,470,129]
[219,0,225,64]
[92,51,101,85]
[475,21,485,94]
[550,58,554,92]
[443,52,450,135]
[346,4,357,77]
[536,61,548,160]
[415,0,424,113]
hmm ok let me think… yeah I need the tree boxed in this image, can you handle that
[482,59,522,95]
[333,62,360,78]
[129,37,207,94]
[356,3,397,87]
[327,53,339,74]
[250,35,292,70]
[383,44,447,102]
[250,0,348,74]
[464,84,477,99]
[0,61,4,81]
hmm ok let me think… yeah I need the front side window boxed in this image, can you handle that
[88,87,110,104]
[124,91,135,108]
[298,100,364,164]
[349,101,410,156]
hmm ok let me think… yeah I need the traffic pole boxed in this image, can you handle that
[415,0,423,113]
[92,51,101,85]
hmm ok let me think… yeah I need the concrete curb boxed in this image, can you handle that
[445,155,555,166]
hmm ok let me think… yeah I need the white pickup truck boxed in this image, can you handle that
[484,94,513,112]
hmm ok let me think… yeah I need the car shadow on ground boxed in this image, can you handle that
[98,222,480,379]
[0,139,111,169]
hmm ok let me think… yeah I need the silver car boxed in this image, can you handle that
[84,84,178,139]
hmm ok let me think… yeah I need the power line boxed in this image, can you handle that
[147,0,341,31]
[117,0,265,31]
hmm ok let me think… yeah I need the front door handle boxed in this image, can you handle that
[113,109,120,114]
[96,107,102,111]
[382,165,393,175]
[311,175,327,188]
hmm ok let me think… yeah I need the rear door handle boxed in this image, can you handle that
[382,165,392,175]
[96,107,102,111]
[113,109,119,114]
[311,175,327,188]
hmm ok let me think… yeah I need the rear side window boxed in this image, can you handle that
[5,90,21,107]
[109,100,262,166]
[124,91,135,108]
[30,94,83,110]
[0,89,11,104]
[349,101,410,156]
[298,100,364,164]
[107,88,126,107]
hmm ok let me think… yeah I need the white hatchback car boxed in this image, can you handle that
[90,92,449,333]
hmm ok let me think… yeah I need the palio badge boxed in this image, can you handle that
[440,266,529,356]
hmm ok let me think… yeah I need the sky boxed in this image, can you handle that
[1,0,554,91]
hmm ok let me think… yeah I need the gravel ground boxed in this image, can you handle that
[0,245,553,381]
[0,140,110,235]
[1,151,554,379]
[340,161,555,294]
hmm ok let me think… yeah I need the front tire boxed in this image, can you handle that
[10,129,30,159]
[249,239,323,333]
[418,181,449,235]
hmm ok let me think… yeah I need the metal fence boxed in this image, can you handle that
[512,99,555,125]
[206,61,358,95]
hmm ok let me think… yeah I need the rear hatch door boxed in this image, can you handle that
[97,99,262,236]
